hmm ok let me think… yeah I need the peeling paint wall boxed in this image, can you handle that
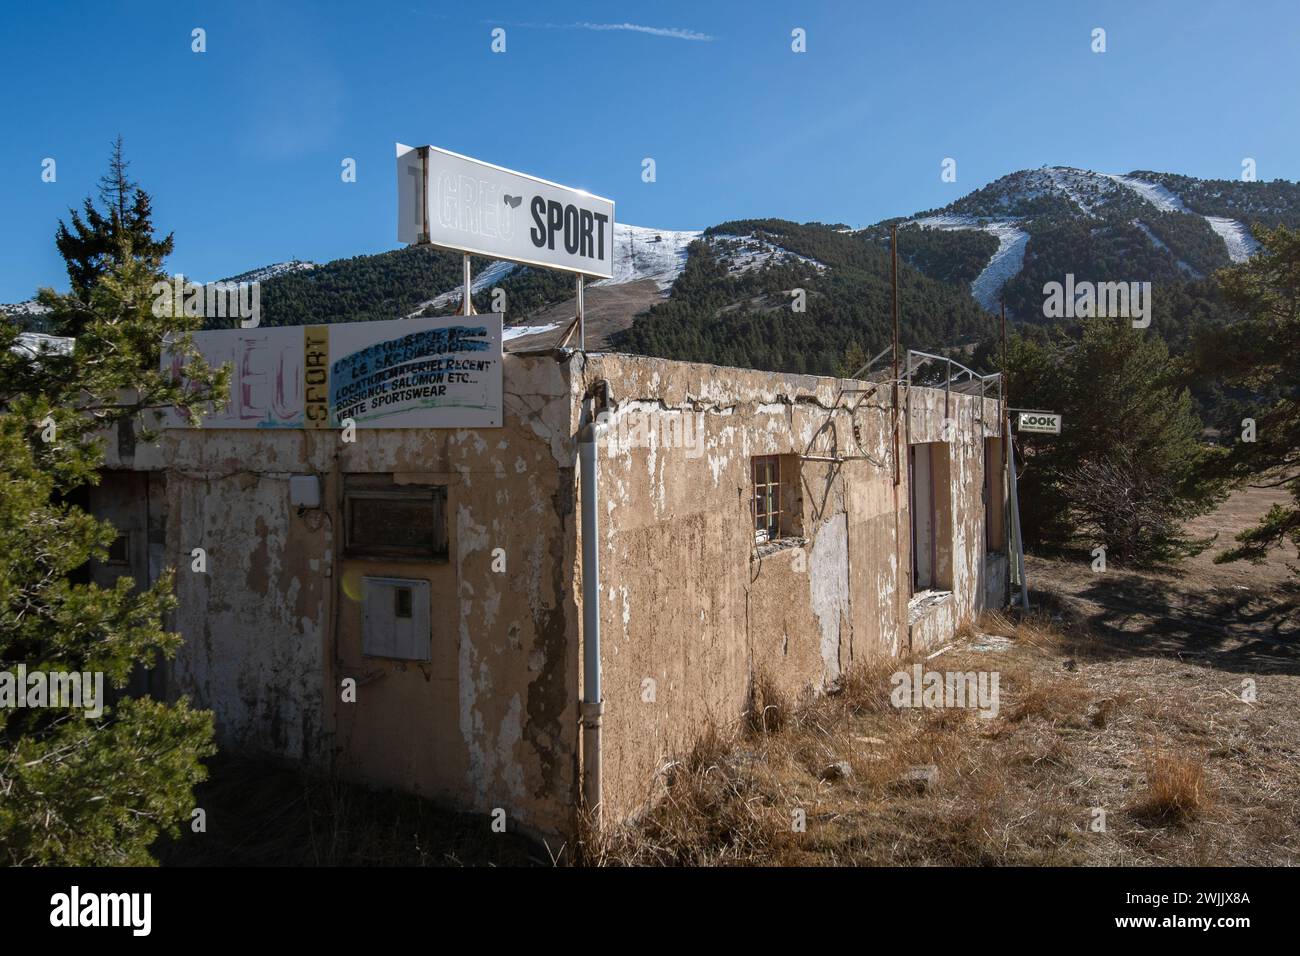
[158,354,582,840]
[573,353,1003,821]
[99,347,1004,838]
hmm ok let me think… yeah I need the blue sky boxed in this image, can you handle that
[1,0,1296,300]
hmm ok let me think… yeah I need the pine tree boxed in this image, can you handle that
[54,136,174,318]
[1009,315,1225,560]
[836,341,869,378]
[1194,225,1300,567]
[0,220,227,862]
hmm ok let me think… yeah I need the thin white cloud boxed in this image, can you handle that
[573,22,712,41]
[489,20,713,42]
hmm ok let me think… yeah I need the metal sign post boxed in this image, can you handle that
[462,254,472,316]
[1007,420,1030,610]
[1004,405,1064,609]
[576,274,585,351]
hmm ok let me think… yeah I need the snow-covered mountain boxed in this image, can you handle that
[896,165,1290,315]
[220,259,318,284]
[11,166,1288,341]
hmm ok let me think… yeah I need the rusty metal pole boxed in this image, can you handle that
[1001,297,1013,607]
[891,224,904,655]
[1001,297,1007,406]
[891,225,900,486]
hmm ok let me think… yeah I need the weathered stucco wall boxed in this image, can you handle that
[159,353,582,839]
[572,353,1002,822]
[99,346,1004,838]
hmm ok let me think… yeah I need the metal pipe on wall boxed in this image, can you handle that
[578,393,606,822]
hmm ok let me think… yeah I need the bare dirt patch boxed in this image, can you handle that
[505,279,664,352]
[1028,486,1299,673]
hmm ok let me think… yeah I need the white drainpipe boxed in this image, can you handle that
[578,397,607,822]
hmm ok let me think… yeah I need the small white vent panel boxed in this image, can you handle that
[361,577,431,661]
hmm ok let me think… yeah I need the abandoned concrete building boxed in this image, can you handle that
[93,322,1008,843]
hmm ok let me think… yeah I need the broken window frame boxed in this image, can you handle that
[912,445,935,591]
[752,455,782,544]
[344,481,449,562]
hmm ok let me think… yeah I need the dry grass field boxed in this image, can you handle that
[580,604,1298,866]
[580,487,1300,866]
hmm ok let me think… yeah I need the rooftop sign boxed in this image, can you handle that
[396,143,615,279]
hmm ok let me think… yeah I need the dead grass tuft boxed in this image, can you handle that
[1129,751,1213,825]
[745,670,788,736]
[837,654,910,716]
[981,601,1107,660]
[589,723,799,866]
[1005,677,1093,727]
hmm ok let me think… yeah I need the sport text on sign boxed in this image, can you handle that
[1017,411,1062,434]
[396,143,615,279]
[304,326,329,427]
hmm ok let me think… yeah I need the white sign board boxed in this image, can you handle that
[1017,411,1061,434]
[163,314,503,429]
[396,143,615,279]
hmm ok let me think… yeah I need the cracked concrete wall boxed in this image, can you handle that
[97,345,1003,836]
[572,353,1001,821]
[158,353,581,840]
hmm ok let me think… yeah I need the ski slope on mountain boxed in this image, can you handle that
[595,224,701,289]
[1203,217,1261,262]
[911,214,1029,312]
[1132,219,1198,276]
[11,332,72,357]
[418,258,519,314]
[1100,173,1186,214]
[1102,173,1260,262]
[412,223,700,318]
